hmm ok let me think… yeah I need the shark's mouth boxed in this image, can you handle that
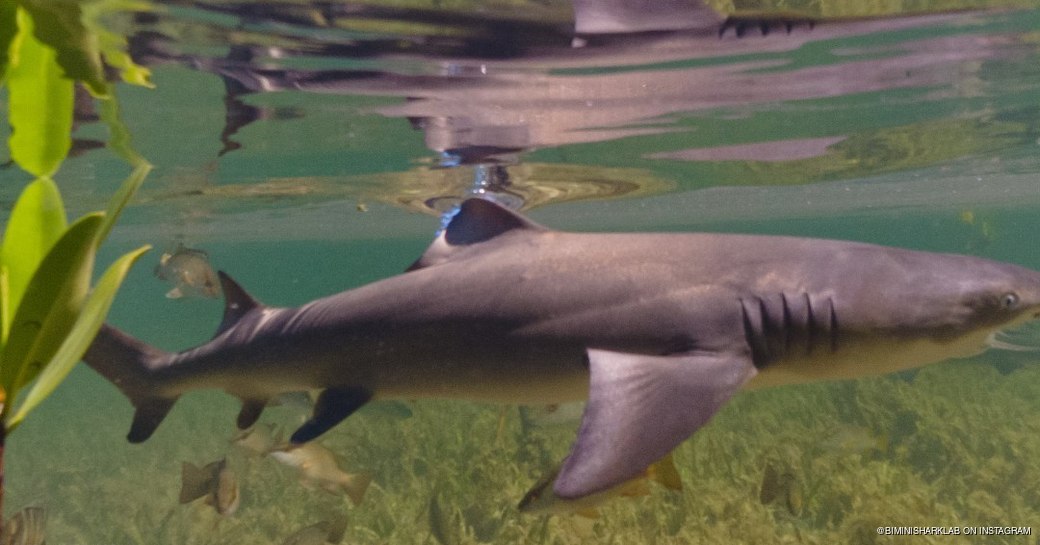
[987,321,1040,352]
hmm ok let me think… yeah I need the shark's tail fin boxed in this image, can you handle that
[83,324,179,443]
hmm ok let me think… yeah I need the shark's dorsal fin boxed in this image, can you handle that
[216,272,262,338]
[407,198,547,271]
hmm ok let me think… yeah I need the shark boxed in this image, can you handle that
[84,198,1040,506]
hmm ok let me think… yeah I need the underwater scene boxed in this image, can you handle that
[3,0,1040,543]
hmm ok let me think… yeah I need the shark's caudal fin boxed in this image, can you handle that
[406,198,546,271]
[83,325,176,443]
[85,272,269,443]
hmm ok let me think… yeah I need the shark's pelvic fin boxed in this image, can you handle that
[407,198,547,271]
[290,387,373,444]
[553,349,757,499]
[236,398,268,429]
[215,271,262,338]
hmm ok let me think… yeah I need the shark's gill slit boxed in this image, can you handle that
[780,292,793,357]
[758,297,773,361]
[828,297,839,353]
[804,292,817,357]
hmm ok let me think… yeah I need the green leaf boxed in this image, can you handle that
[6,244,150,429]
[86,0,153,89]
[0,0,16,86]
[0,177,68,322]
[97,162,151,244]
[98,92,150,167]
[6,7,73,178]
[0,213,102,398]
[0,265,8,350]
[19,0,107,96]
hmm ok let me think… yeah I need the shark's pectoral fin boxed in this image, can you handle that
[236,398,268,429]
[289,387,373,444]
[553,349,756,500]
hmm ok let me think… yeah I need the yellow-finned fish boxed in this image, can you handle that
[180,458,240,515]
[268,442,371,506]
[518,452,683,516]
[154,244,221,299]
[0,506,46,545]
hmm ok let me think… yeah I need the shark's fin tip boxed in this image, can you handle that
[128,397,179,443]
[445,198,545,246]
[236,398,268,429]
[408,198,546,271]
[215,272,262,337]
[290,387,373,443]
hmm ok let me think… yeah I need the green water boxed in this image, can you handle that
[4,1,1040,543]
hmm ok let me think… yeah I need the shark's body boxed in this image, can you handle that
[85,198,1040,504]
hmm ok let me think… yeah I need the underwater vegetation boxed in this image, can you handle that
[1,359,1037,544]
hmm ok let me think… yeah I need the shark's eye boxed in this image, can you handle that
[1002,292,1020,310]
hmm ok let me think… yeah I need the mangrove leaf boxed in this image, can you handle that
[19,0,107,96]
[6,244,150,429]
[6,7,73,178]
[0,265,8,350]
[0,0,16,85]
[0,213,102,398]
[98,162,151,244]
[84,0,153,89]
[0,177,67,325]
[98,91,150,167]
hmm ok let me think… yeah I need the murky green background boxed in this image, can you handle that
[3,1,1040,543]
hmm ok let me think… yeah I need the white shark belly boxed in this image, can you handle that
[747,331,990,389]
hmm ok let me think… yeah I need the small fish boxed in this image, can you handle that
[819,426,888,456]
[519,402,586,432]
[281,514,348,545]
[959,209,997,252]
[271,391,316,413]
[180,458,240,515]
[268,443,371,506]
[0,506,46,545]
[154,244,221,299]
[518,452,683,516]
[428,493,461,545]
[231,423,281,456]
[759,461,801,516]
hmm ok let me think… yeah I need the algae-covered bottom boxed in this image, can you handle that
[5,356,1039,544]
